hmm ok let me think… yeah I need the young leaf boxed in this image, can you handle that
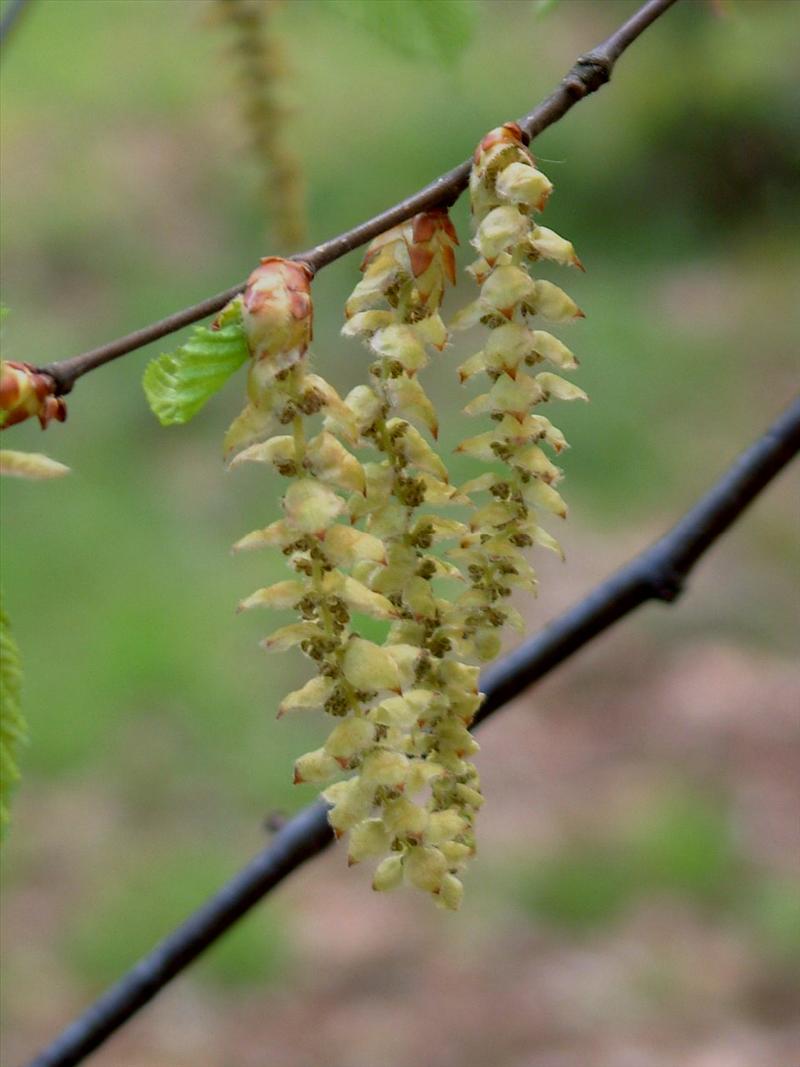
[143,311,250,426]
[1,597,26,836]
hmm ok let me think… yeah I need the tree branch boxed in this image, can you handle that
[0,0,33,48]
[34,0,679,397]
[24,395,800,1067]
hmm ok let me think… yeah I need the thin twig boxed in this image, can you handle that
[24,395,800,1067]
[34,0,679,396]
[0,0,33,48]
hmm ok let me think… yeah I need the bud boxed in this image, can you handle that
[242,258,313,370]
[406,210,458,310]
[0,449,70,479]
[1,362,67,430]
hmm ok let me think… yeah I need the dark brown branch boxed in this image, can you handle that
[24,395,800,1067]
[35,0,679,396]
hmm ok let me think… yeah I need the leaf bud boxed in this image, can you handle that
[242,258,314,372]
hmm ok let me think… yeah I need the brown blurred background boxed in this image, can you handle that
[1,1,798,1064]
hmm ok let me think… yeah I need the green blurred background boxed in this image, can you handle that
[1,1,798,1064]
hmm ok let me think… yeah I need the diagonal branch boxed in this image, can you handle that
[0,0,33,48]
[34,0,679,397]
[24,395,800,1067]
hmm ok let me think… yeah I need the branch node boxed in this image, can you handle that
[37,368,71,396]
[647,566,686,603]
[572,52,614,93]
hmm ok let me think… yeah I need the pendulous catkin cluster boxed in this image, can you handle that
[229,123,586,909]
[333,210,482,908]
[451,123,587,654]
[229,257,390,761]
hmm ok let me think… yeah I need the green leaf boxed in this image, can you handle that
[142,303,250,426]
[319,0,477,65]
[1,595,26,837]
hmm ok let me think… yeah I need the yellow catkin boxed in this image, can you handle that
[451,122,587,661]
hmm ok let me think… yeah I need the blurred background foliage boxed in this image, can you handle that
[1,2,798,1065]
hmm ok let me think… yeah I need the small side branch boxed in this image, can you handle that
[0,0,33,48]
[34,0,679,397]
[24,395,800,1067]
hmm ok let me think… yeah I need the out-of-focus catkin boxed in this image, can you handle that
[215,0,306,249]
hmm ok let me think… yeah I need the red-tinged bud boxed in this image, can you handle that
[348,210,458,320]
[473,122,528,162]
[0,361,67,430]
[242,257,314,367]
[412,209,458,248]
[406,211,458,308]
